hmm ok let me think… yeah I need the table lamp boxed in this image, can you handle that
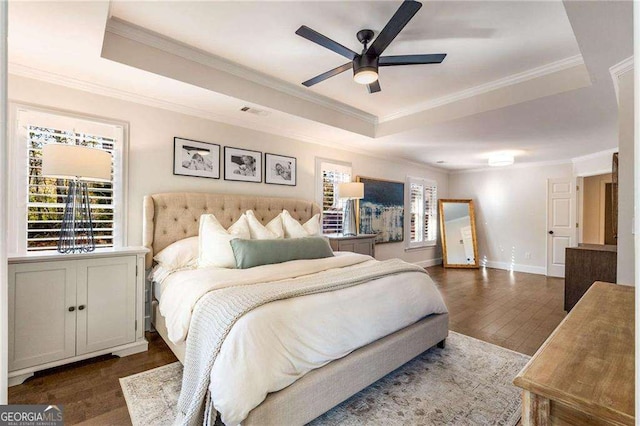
[42,144,112,253]
[337,182,364,237]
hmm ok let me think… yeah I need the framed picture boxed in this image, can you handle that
[224,146,262,183]
[357,176,405,244]
[173,137,220,179]
[264,153,296,186]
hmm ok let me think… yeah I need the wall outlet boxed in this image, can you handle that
[524,252,531,260]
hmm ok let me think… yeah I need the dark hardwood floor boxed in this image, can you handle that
[9,265,566,425]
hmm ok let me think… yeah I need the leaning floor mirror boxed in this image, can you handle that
[439,199,479,268]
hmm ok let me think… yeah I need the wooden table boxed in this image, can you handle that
[514,282,634,425]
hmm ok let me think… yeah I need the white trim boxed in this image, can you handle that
[481,260,547,276]
[314,157,352,207]
[7,102,129,254]
[379,54,585,123]
[609,56,634,104]
[571,147,618,165]
[450,158,572,175]
[412,258,443,268]
[105,18,376,126]
[0,0,8,404]
[405,176,438,249]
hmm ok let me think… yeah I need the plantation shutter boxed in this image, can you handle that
[408,177,437,247]
[320,162,352,234]
[13,108,124,253]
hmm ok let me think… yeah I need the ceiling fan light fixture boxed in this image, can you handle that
[352,55,379,85]
[353,69,378,84]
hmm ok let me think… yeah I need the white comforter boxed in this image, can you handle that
[159,252,448,425]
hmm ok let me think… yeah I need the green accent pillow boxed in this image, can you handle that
[230,237,334,269]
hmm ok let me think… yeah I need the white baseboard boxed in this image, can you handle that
[482,260,547,276]
[413,258,443,268]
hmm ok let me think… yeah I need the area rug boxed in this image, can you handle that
[120,331,529,426]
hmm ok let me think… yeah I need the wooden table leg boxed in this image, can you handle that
[521,390,550,426]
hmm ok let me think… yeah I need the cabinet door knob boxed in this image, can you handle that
[68,306,75,312]
[78,305,85,311]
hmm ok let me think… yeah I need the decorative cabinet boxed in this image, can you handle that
[324,233,377,257]
[8,248,148,385]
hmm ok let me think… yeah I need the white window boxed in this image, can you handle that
[315,159,352,234]
[9,106,127,253]
[406,177,438,248]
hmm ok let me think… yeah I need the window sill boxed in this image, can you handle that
[405,243,437,252]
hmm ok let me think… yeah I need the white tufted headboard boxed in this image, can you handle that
[143,192,322,268]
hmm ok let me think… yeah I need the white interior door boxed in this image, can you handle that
[547,178,576,277]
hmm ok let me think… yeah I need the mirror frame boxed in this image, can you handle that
[438,199,480,269]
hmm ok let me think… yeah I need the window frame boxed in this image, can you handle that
[405,176,438,249]
[8,103,129,254]
[315,157,352,235]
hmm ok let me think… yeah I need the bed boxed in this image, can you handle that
[143,192,449,425]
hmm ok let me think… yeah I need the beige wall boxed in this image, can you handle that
[8,74,449,265]
[449,162,574,274]
[616,70,634,285]
[582,173,612,244]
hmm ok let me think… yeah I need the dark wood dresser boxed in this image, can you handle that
[564,244,617,311]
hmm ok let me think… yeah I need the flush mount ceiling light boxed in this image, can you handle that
[488,153,515,167]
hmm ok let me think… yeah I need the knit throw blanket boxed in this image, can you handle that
[174,259,427,426]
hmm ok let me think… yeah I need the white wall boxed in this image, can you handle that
[0,0,8,405]
[7,74,448,265]
[449,162,574,274]
[617,69,635,285]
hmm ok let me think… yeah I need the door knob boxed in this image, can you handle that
[548,231,554,235]
[68,306,75,312]
[78,305,85,311]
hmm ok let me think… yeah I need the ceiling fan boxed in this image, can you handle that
[295,0,446,94]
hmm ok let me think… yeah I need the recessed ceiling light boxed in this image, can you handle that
[488,153,515,167]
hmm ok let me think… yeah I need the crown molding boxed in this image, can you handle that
[571,147,618,164]
[449,158,573,175]
[8,63,449,175]
[609,55,633,104]
[379,54,585,123]
[105,17,377,126]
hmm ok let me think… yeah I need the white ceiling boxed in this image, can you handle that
[109,1,581,118]
[6,1,633,170]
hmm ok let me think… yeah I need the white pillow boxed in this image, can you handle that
[245,210,283,239]
[303,213,322,236]
[153,236,199,272]
[198,213,251,268]
[281,210,322,238]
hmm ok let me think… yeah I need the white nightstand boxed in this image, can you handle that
[324,233,377,257]
[7,247,149,386]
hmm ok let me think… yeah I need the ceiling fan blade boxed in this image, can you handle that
[367,80,381,93]
[379,53,446,66]
[296,26,358,60]
[302,62,353,87]
[366,1,422,57]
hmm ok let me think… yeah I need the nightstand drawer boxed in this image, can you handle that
[325,233,376,257]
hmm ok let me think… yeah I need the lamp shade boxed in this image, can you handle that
[338,182,364,199]
[42,144,112,181]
